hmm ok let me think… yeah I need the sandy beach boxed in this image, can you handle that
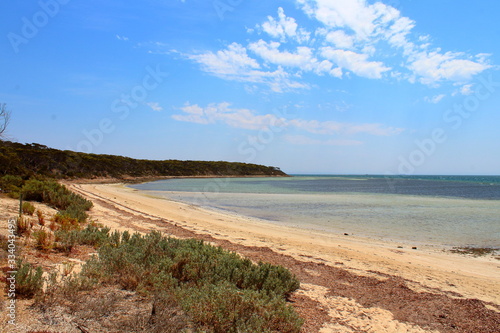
[63,182,500,332]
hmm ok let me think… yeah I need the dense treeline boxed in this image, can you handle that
[0,141,287,179]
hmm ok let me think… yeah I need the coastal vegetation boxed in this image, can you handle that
[1,176,93,222]
[9,216,303,331]
[0,140,287,179]
[0,140,302,331]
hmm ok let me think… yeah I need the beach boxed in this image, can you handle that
[67,182,500,332]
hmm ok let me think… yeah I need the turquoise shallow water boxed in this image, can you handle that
[130,175,500,248]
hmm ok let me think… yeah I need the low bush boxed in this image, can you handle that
[0,174,23,195]
[22,201,36,215]
[33,226,303,332]
[21,179,92,222]
[73,229,302,332]
[53,213,80,231]
[178,282,302,333]
[15,260,44,298]
[33,229,54,252]
[16,216,30,236]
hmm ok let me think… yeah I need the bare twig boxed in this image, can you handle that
[0,103,11,138]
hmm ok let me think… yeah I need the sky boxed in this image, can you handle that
[1,0,499,175]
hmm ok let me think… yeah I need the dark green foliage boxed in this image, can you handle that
[55,227,302,332]
[178,282,302,333]
[0,176,92,222]
[0,174,23,192]
[58,224,110,248]
[21,179,92,222]
[54,229,79,253]
[0,140,287,179]
[22,201,36,215]
[14,260,44,298]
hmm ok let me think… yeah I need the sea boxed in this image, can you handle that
[129,175,500,248]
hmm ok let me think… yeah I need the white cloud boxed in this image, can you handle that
[173,102,404,137]
[248,40,314,68]
[116,35,129,41]
[295,0,491,86]
[173,102,285,130]
[187,43,260,79]
[297,0,399,41]
[259,7,310,43]
[248,40,341,77]
[407,51,491,86]
[321,47,390,79]
[324,30,355,49]
[186,43,307,92]
[424,94,445,104]
[459,84,474,96]
[146,102,163,111]
[181,0,492,91]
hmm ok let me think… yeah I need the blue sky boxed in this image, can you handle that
[1,0,499,175]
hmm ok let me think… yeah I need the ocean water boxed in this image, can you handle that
[130,175,500,248]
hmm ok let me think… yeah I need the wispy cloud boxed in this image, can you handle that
[407,52,490,86]
[320,47,390,79]
[173,102,404,137]
[424,94,445,104]
[147,102,163,111]
[116,34,129,41]
[258,7,310,43]
[186,43,308,92]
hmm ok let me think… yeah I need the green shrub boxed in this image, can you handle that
[0,174,23,194]
[33,229,54,252]
[53,213,80,231]
[78,225,111,247]
[73,229,302,331]
[55,229,79,253]
[15,260,44,298]
[40,227,303,332]
[178,282,303,333]
[22,201,36,215]
[21,179,92,222]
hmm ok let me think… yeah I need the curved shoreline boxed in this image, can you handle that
[68,182,500,332]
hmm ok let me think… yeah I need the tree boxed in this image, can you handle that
[0,103,11,139]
